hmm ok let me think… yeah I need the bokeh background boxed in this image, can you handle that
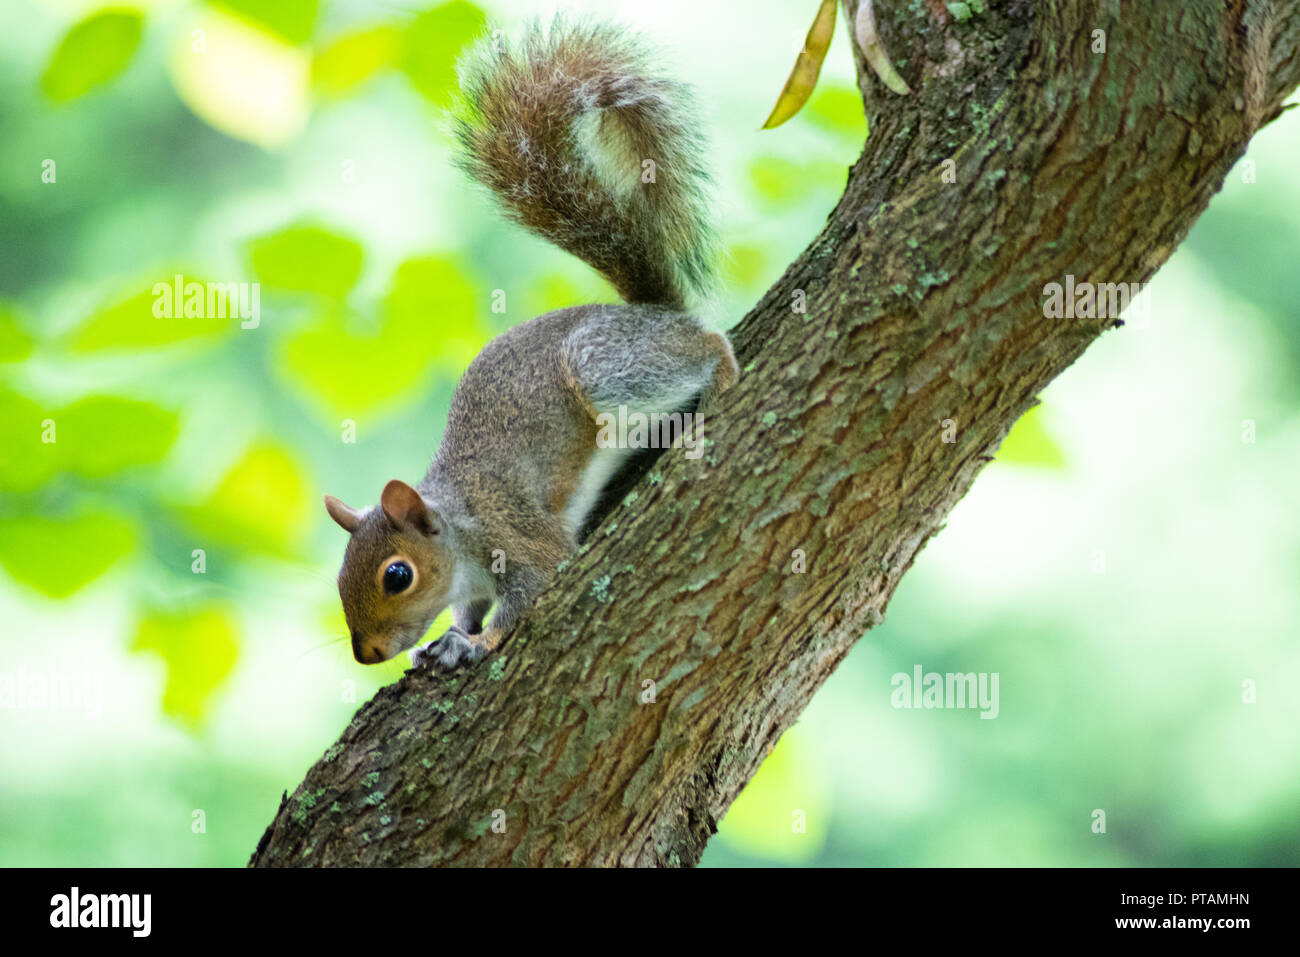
[1,0,1297,867]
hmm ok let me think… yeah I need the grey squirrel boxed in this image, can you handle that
[324,19,738,669]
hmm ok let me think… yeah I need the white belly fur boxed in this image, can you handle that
[562,378,709,538]
[562,442,635,537]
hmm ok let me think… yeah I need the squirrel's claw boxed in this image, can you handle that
[411,626,486,672]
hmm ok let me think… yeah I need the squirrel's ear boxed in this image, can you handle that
[324,495,362,533]
[380,479,438,535]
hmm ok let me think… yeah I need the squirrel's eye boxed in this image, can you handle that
[382,561,414,595]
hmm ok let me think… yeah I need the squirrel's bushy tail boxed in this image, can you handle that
[453,19,717,309]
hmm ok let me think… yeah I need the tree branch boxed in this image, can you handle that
[251,0,1300,866]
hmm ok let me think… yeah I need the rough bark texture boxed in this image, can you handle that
[251,0,1300,866]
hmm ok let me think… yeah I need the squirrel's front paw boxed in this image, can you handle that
[410,626,486,672]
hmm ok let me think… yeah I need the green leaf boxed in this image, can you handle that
[748,156,805,206]
[0,391,178,491]
[278,308,429,418]
[131,604,239,728]
[717,728,829,863]
[177,442,312,557]
[384,256,484,367]
[401,1,488,107]
[748,155,845,208]
[0,389,57,492]
[0,390,178,490]
[0,510,137,598]
[804,84,869,141]
[313,25,401,98]
[248,224,363,300]
[761,0,837,130]
[41,8,144,102]
[0,303,35,363]
[997,405,1067,469]
[278,256,483,418]
[723,244,768,290]
[54,396,179,477]
[68,277,236,353]
[210,0,319,46]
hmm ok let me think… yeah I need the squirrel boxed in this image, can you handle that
[323,19,738,670]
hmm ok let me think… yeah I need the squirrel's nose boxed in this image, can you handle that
[351,629,385,664]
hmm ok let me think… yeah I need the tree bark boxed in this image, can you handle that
[251,0,1300,866]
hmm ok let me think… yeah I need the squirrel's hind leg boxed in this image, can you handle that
[564,309,738,416]
[697,331,739,408]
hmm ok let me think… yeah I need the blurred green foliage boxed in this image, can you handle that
[0,509,136,599]
[250,224,364,300]
[402,1,488,105]
[69,280,235,352]
[997,405,1066,469]
[312,25,402,99]
[0,304,35,362]
[720,727,830,863]
[216,0,321,46]
[176,443,313,557]
[131,604,240,727]
[40,8,143,102]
